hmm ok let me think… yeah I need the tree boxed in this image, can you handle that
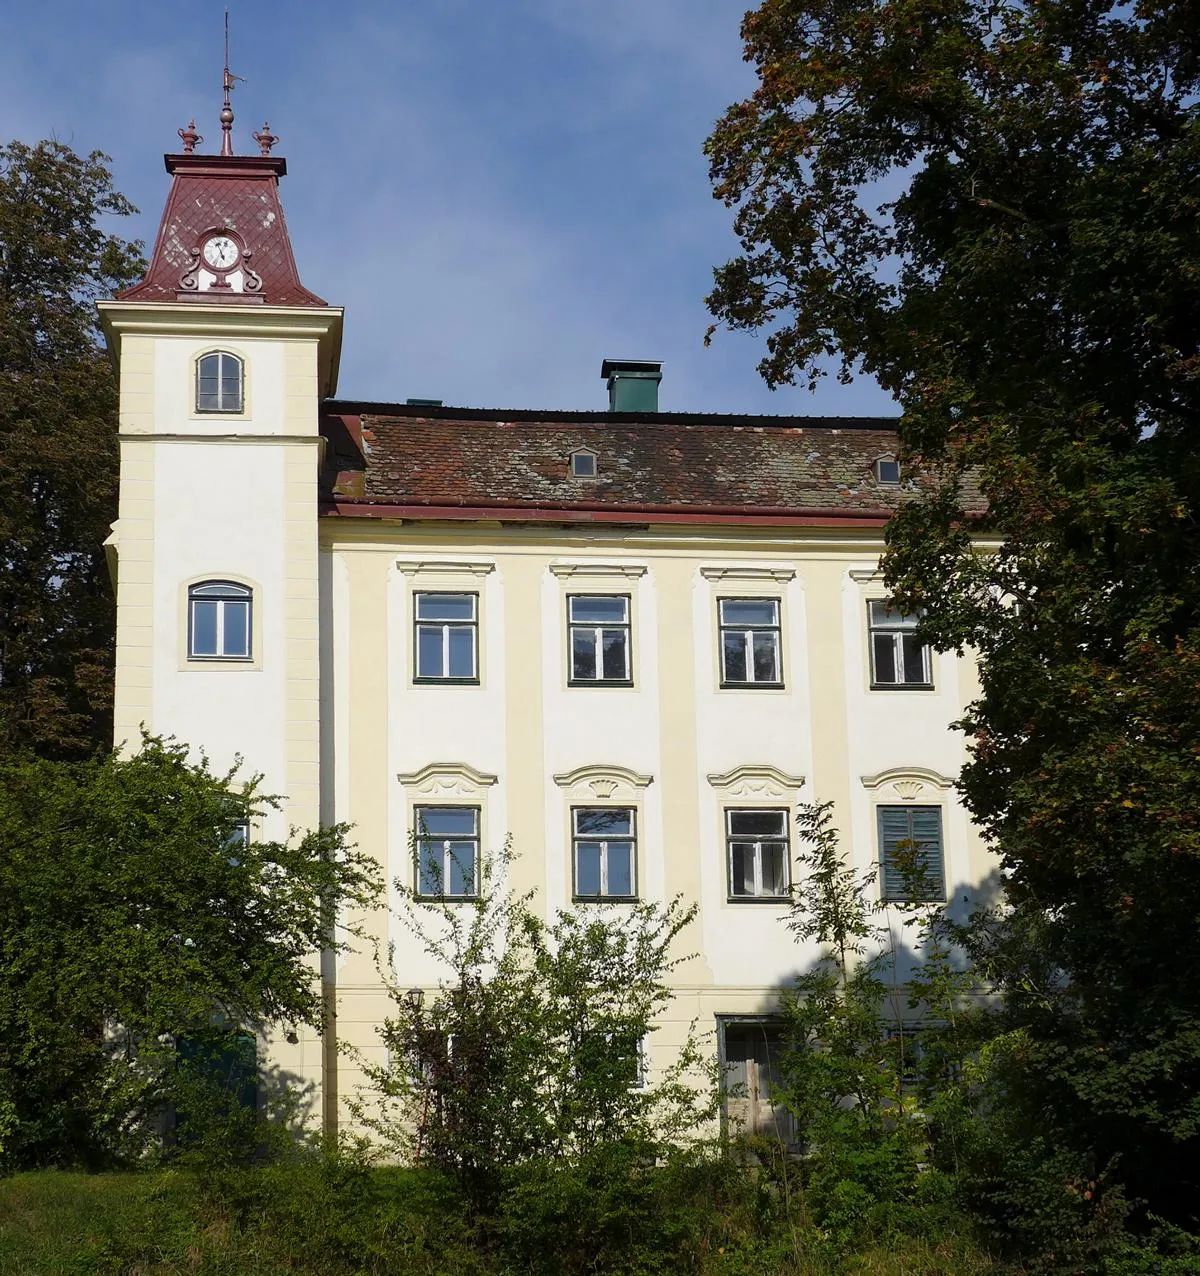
[706,0,1200,1229]
[0,734,381,1168]
[0,140,144,758]
[356,841,716,1257]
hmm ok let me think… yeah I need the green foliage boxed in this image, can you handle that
[0,734,381,1169]
[768,802,981,1252]
[0,1162,1004,1275]
[708,0,1200,1239]
[0,140,145,758]
[356,839,717,1260]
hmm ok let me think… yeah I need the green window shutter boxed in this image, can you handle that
[878,806,945,901]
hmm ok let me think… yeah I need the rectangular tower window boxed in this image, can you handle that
[415,806,480,898]
[568,594,631,684]
[719,598,782,686]
[572,807,637,900]
[877,805,945,902]
[414,592,478,682]
[726,809,790,899]
[868,601,932,688]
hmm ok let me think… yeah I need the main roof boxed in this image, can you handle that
[320,401,976,525]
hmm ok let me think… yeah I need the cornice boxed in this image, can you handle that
[860,766,956,799]
[397,763,499,793]
[97,300,343,338]
[706,765,806,795]
[700,565,796,583]
[395,559,496,577]
[552,764,654,797]
[548,563,648,579]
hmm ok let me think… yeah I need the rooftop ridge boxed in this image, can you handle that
[323,400,900,429]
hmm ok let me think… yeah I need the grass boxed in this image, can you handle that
[0,1166,1003,1276]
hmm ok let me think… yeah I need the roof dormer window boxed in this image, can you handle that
[197,351,244,414]
[874,457,901,485]
[570,449,598,478]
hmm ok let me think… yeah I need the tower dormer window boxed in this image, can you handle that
[570,449,598,478]
[197,351,244,413]
[874,457,901,485]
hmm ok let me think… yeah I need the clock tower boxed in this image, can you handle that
[98,99,344,1133]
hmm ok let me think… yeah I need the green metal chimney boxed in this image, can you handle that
[601,359,662,412]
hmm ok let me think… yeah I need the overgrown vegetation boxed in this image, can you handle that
[0,140,143,758]
[0,734,380,1171]
[707,0,1200,1256]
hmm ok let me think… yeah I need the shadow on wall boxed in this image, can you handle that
[722,865,1006,1146]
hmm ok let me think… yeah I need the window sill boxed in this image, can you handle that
[572,895,639,904]
[186,655,255,665]
[567,679,635,689]
[412,677,481,686]
[719,681,785,691]
[880,895,946,906]
[415,894,480,903]
[726,895,791,905]
[870,682,935,692]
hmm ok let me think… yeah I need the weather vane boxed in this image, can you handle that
[220,8,246,156]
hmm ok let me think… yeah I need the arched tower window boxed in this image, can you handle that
[188,581,252,659]
[196,351,244,413]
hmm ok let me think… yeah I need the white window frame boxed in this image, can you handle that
[874,456,901,484]
[195,350,244,413]
[868,600,933,689]
[414,805,481,900]
[567,594,632,685]
[718,597,783,687]
[570,448,598,477]
[571,806,638,900]
[725,808,791,901]
[413,591,479,682]
[187,580,252,661]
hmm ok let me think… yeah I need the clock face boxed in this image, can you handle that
[202,235,239,271]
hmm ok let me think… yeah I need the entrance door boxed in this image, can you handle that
[721,1019,794,1145]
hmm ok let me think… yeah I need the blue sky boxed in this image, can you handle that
[4,0,895,417]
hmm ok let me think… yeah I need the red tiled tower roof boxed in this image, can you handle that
[118,152,327,307]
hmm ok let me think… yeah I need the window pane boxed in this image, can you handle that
[198,354,219,380]
[447,626,475,678]
[576,842,602,896]
[222,600,249,657]
[575,808,633,838]
[417,626,444,677]
[872,632,897,683]
[191,600,218,655]
[761,843,788,895]
[601,630,628,680]
[221,355,242,409]
[418,808,477,837]
[192,582,250,598]
[448,843,476,896]
[902,633,928,683]
[570,595,626,624]
[417,841,443,894]
[571,452,596,477]
[729,843,753,895]
[752,632,779,682]
[721,599,778,626]
[722,631,747,682]
[416,593,475,621]
[572,628,597,680]
[606,842,634,896]
[729,810,786,838]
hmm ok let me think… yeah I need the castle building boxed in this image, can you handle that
[98,115,991,1138]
